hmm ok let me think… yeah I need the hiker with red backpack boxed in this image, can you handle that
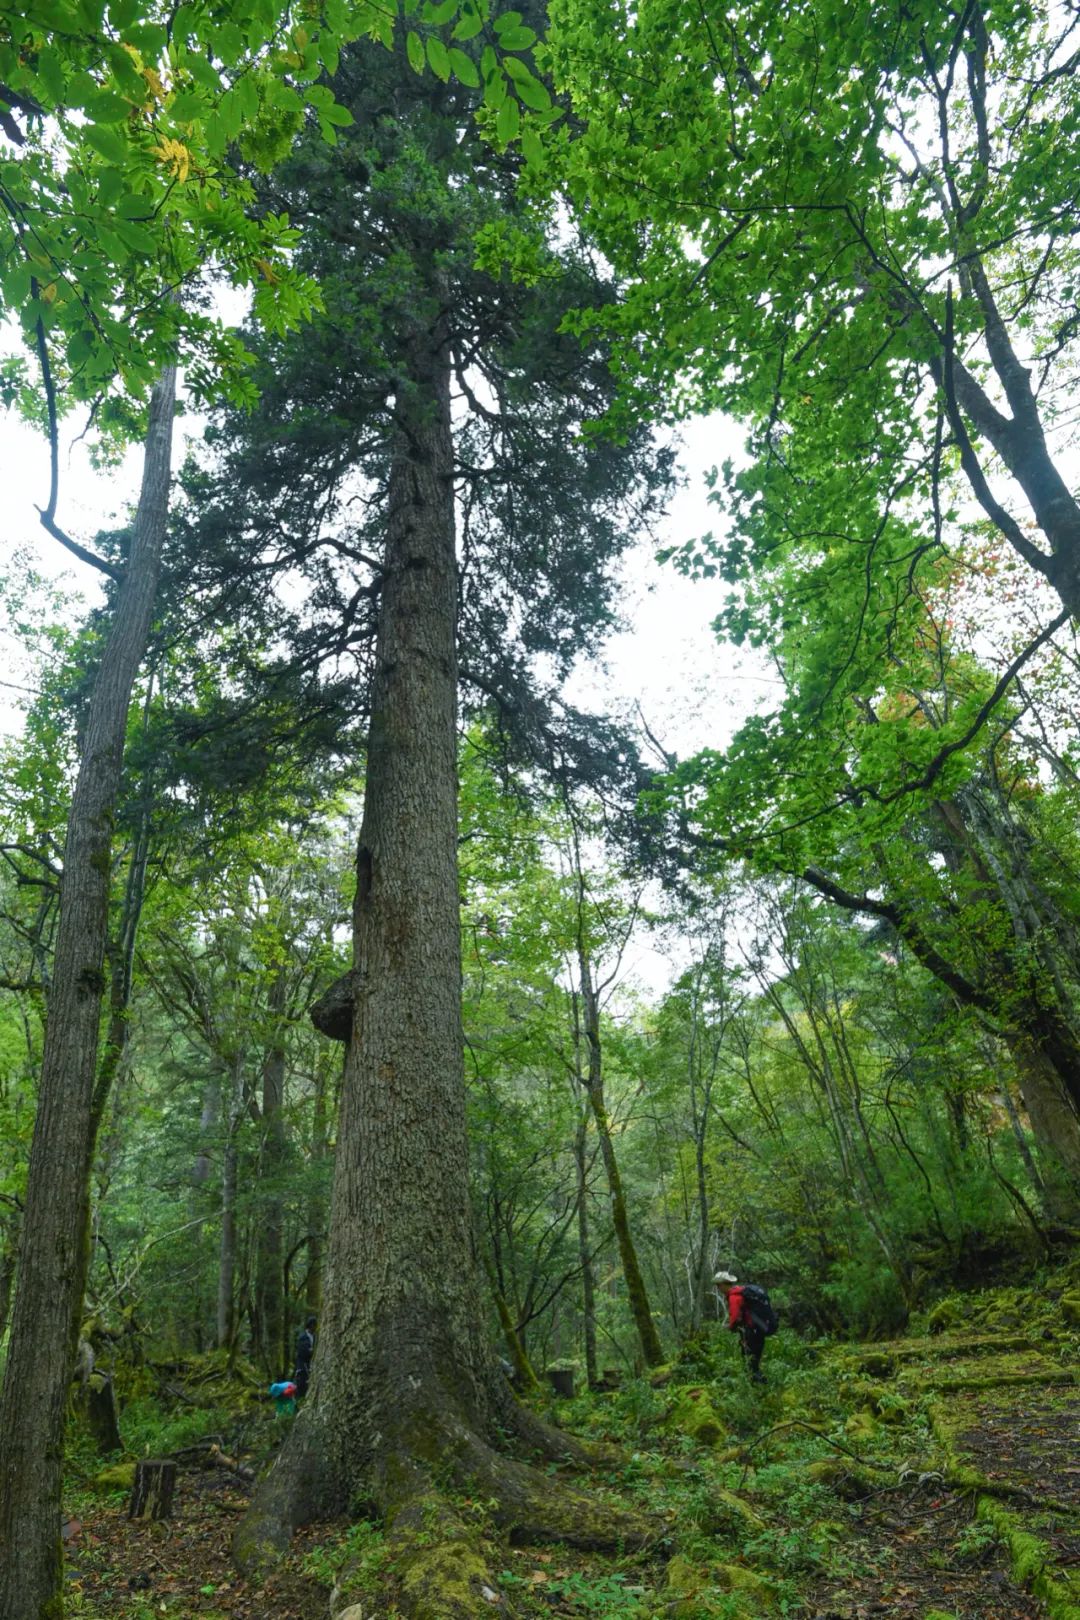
[714,1271,778,1383]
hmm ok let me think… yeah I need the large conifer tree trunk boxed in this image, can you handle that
[236,314,647,1617]
[309,314,501,1478]
[0,366,176,1620]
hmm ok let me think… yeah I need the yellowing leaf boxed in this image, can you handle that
[150,137,191,182]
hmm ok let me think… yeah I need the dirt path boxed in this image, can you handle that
[810,1329,1080,1620]
[64,1466,337,1620]
[810,1480,1045,1620]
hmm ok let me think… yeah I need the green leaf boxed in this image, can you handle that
[123,22,168,54]
[81,90,131,122]
[185,54,221,91]
[82,123,129,164]
[235,72,259,120]
[483,65,507,108]
[216,22,246,64]
[217,85,245,142]
[4,260,32,306]
[448,48,480,86]
[505,64,549,110]
[452,10,483,40]
[112,217,156,254]
[169,90,205,121]
[406,30,425,74]
[97,166,125,205]
[495,25,535,48]
[422,0,457,21]
[520,124,543,168]
[426,36,451,81]
[492,9,522,32]
[35,47,66,106]
[496,94,519,143]
[320,100,353,126]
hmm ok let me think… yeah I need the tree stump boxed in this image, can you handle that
[128,1459,177,1521]
[547,1367,575,1399]
[84,1372,122,1455]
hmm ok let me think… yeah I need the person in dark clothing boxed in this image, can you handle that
[294,1314,317,1397]
[715,1271,766,1383]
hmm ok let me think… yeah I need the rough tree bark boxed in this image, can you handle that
[0,364,177,1620]
[1004,1034,1080,1226]
[234,317,647,1616]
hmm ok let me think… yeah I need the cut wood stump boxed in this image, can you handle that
[84,1372,122,1455]
[547,1366,575,1398]
[128,1459,177,1521]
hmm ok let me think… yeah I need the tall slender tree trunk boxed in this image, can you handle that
[567,985,599,1390]
[217,1058,243,1352]
[0,364,176,1620]
[256,968,288,1375]
[577,943,664,1368]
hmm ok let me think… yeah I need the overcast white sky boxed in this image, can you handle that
[0,388,781,999]
[1,398,776,752]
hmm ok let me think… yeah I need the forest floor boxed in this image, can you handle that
[62,1267,1080,1620]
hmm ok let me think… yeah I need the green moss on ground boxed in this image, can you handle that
[977,1498,1080,1620]
[88,1460,136,1493]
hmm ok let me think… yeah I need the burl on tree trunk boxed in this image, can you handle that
[232,318,650,1618]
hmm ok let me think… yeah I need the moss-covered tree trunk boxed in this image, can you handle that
[1006,1033,1080,1224]
[0,365,176,1620]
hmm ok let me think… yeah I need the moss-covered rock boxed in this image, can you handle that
[853,1350,897,1378]
[665,1554,713,1619]
[665,1556,779,1618]
[844,1407,879,1443]
[89,1461,136,1493]
[927,1299,964,1335]
[666,1385,728,1447]
[1060,1293,1080,1328]
[806,1456,878,1500]
[713,1563,781,1613]
[699,1487,767,1537]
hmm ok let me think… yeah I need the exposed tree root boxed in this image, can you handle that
[449,1425,654,1551]
[232,1412,343,1578]
[236,1388,655,1618]
[384,1489,508,1620]
[378,1447,653,1620]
